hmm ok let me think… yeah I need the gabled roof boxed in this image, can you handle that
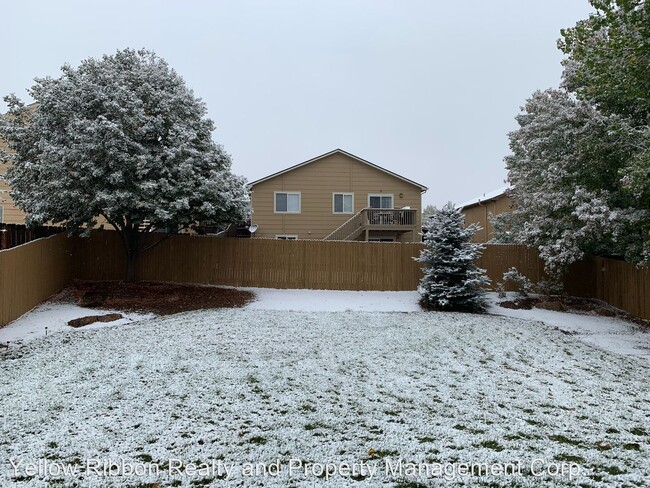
[457,186,510,210]
[247,148,428,192]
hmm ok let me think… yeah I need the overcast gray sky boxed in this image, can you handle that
[2,0,594,207]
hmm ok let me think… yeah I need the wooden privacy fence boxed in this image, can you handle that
[2,231,650,327]
[73,234,545,291]
[0,233,73,326]
[586,257,650,320]
[477,245,546,288]
[67,234,650,320]
[74,232,426,291]
[0,223,64,250]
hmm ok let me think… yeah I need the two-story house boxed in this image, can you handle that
[247,149,428,242]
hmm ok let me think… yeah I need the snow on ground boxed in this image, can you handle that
[0,302,153,347]
[1,309,648,487]
[244,288,650,364]
[486,293,650,365]
[2,289,649,367]
[243,288,422,312]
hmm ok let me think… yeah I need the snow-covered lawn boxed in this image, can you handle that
[244,289,650,365]
[4,289,649,365]
[487,295,650,365]
[1,308,648,487]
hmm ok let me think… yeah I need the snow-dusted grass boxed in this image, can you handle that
[1,309,648,487]
[245,288,650,364]
[5,289,648,365]
[486,293,650,365]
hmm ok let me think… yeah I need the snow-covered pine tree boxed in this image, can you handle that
[416,203,490,312]
[0,48,248,281]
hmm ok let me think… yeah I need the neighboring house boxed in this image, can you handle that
[458,186,513,243]
[0,137,26,225]
[247,149,428,242]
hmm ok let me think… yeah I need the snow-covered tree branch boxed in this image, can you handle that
[493,89,646,275]
[0,48,248,281]
[497,0,650,276]
[416,203,490,312]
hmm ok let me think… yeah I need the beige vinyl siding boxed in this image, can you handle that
[250,152,422,241]
[462,194,514,243]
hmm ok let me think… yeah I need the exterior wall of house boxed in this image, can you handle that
[250,152,423,241]
[461,194,513,243]
[0,138,26,224]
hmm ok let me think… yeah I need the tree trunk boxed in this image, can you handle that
[125,251,138,283]
[112,221,171,283]
[121,227,141,283]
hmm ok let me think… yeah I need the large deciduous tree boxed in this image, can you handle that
[0,49,247,281]
[497,1,650,275]
[494,89,644,274]
[558,0,650,266]
[559,0,650,124]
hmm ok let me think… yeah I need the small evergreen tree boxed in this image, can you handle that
[416,203,490,312]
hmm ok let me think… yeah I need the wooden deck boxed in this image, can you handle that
[324,208,418,241]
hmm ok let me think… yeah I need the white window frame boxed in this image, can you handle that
[332,192,354,214]
[274,191,301,214]
[367,194,394,209]
[275,235,298,240]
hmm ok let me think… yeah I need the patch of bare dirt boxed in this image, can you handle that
[534,300,567,312]
[418,298,488,314]
[68,313,123,328]
[56,280,255,315]
[499,297,540,310]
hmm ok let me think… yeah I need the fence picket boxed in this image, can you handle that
[1,231,649,327]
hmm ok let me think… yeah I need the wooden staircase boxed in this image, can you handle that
[323,208,417,241]
[323,210,366,241]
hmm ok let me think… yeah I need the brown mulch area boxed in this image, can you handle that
[68,313,123,328]
[55,280,255,315]
[499,295,650,328]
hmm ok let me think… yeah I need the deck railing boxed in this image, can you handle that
[323,210,365,241]
[363,208,416,227]
[324,208,417,241]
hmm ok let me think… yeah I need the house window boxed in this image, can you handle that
[368,237,396,242]
[275,192,301,213]
[276,235,298,240]
[368,194,393,209]
[333,193,354,214]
